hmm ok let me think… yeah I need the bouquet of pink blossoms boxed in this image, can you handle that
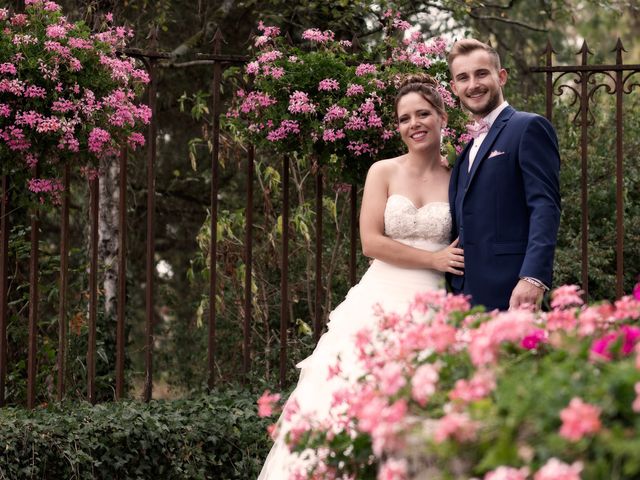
[227,11,470,184]
[259,281,640,479]
[0,0,150,203]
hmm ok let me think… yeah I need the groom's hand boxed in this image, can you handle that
[509,279,544,310]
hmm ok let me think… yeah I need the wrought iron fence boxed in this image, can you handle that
[530,39,640,300]
[0,33,638,408]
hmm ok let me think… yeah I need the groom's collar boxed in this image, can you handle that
[479,101,509,127]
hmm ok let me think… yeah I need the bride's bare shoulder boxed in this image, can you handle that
[367,155,406,179]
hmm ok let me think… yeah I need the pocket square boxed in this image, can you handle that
[488,150,505,158]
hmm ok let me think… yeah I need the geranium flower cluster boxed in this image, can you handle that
[0,0,150,203]
[259,279,640,479]
[227,14,470,184]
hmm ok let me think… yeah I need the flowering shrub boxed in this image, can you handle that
[259,281,640,479]
[0,0,150,203]
[227,12,470,184]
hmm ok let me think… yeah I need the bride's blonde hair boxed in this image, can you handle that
[394,73,446,119]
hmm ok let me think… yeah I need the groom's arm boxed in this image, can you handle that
[517,114,562,288]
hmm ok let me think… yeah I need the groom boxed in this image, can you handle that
[446,39,561,311]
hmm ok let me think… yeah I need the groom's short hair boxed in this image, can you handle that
[447,39,501,72]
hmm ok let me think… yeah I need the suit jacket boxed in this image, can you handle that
[447,106,561,311]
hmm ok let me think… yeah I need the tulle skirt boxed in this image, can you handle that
[258,258,445,479]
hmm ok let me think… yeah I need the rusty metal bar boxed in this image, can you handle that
[116,149,127,400]
[87,176,99,405]
[614,39,624,298]
[143,53,158,403]
[530,63,640,73]
[56,165,70,401]
[544,40,554,122]
[243,145,254,377]
[27,170,40,409]
[579,42,590,300]
[208,29,223,390]
[0,175,8,406]
[349,184,357,287]
[279,155,290,389]
[314,171,323,342]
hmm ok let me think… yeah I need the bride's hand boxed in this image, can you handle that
[431,238,464,274]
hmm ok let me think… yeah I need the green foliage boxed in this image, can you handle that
[0,389,271,479]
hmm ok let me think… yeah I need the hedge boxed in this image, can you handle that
[0,389,271,479]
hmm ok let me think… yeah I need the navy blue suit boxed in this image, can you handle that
[448,106,561,310]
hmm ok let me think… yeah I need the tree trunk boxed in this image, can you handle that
[99,157,119,316]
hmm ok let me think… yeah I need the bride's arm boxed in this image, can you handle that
[359,161,464,274]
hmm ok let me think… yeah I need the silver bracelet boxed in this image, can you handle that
[520,276,548,291]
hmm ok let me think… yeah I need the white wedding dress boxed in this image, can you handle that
[258,194,451,479]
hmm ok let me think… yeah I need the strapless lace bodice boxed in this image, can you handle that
[384,194,451,249]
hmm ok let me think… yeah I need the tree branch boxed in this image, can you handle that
[469,13,548,32]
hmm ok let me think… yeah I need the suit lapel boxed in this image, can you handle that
[465,106,515,189]
[450,141,473,224]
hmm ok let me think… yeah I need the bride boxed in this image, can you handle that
[258,73,464,479]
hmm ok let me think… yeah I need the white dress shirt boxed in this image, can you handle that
[468,101,509,171]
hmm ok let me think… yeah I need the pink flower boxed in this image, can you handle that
[128,132,146,149]
[0,63,17,75]
[346,84,365,96]
[322,128,345,142]
[411,363,439,406]
[376,361,406,396]
[318,78,340,91]
[377,458,408,480]
[392,19,411,30]
[301,28,335,43]
[633,382,640,413]
[288,91,316,114]
[10,14,28,26]
[257,49,283,64]
[265,66,284,79]
[591,326,640,360]
[257,21,280,38]
[622,325,640,354]
[27,178,64,204]
[545,309,577,331]
[88,127,112,153]
[424,322,457,353]
[633,281,640,301]
[551,285,584,309]
[521,329,547,349]
[449,369,496,404]
[355,63,377,76]
[559,397,601,441]
[533,458,583,480]
[613,295,640,320]
[434,411,478,443]
[245,61,259,75]
[46,24,68,39]
[257,390,281,417]
[484,466,530,480]
[323,104,348,123]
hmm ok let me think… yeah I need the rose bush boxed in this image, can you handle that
[259,281,640,479]
[0,0,150,203]
[227,12,471,184]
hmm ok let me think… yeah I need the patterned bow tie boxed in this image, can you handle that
[467,120,490,139]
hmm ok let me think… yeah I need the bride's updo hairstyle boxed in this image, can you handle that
[394,73,446,120]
